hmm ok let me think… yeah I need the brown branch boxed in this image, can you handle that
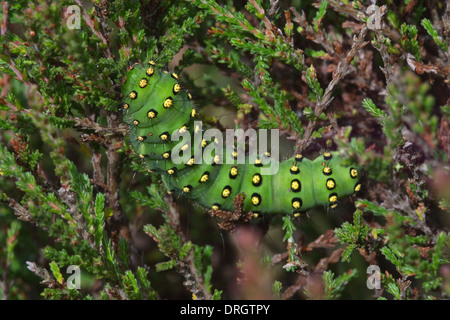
[90,152,107,191]
[372,32,394,88]
[73,0,114,60]
[104,110,140,270]
[297,27,369,152]
[289,7,335,56]
[117,15,131,58]
[279,230,343,299]
[2,48,59,116]
[248,0,282,38]
[166,197,213,300]
[316,27,369,116]
[327,0,401,43]
[0,98,30,114]
[71,116,128,135]
[5,195,35,224]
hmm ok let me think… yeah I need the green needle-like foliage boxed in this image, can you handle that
[0,0,449,301]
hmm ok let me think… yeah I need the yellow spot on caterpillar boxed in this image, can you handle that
[214,138,219,144]
[167,169,175,175]
[354,183,361,192]
[194,124,200,134]
[139,154,145,159]
[123,103,129,110]
[163,97,173,108]
[200,173,209,183]
[213,154,220,164]
[191,108,197,118]
[148,60,155,66]
[201,139,207,148]
[211,204,220,210]
[326,178,336,190]
[292,200,301,209]
[146,67,154,76]
[290,165,299,173]
[133,120,140,125]
[186,157,195,166]
[254,159,262,166]
[331,203,338,209]
[160,134,168,140]
[293,212,301,218]
[147,110,157,119]
[323,167,332,175]
[324,152,332,159]
[138,136,145,141]
[252,212,259,218]
[173,83,181,93]
[172,73,179,79]
[139,78,148,88]
[183,186,191,193]
[230,166,238,177]
[232,151,238,159]
[162,152,170,159]
[188,93,193,100]
[252,174,261,186]
[178,125,187,134]
[129,91,137,99]
[265,151,271,157]
[251,194,261,206]
[222,187,231,198]
[181,143,189,152]
[295,154,303,160]
[329,194,338,203]
[350,168,358,178]
[291,180,300,191]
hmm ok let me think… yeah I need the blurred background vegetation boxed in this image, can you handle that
[0,0,449,300]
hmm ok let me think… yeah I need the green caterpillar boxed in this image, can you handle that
[122,61,361,217]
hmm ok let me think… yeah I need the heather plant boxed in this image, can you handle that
[0,0,449,300]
